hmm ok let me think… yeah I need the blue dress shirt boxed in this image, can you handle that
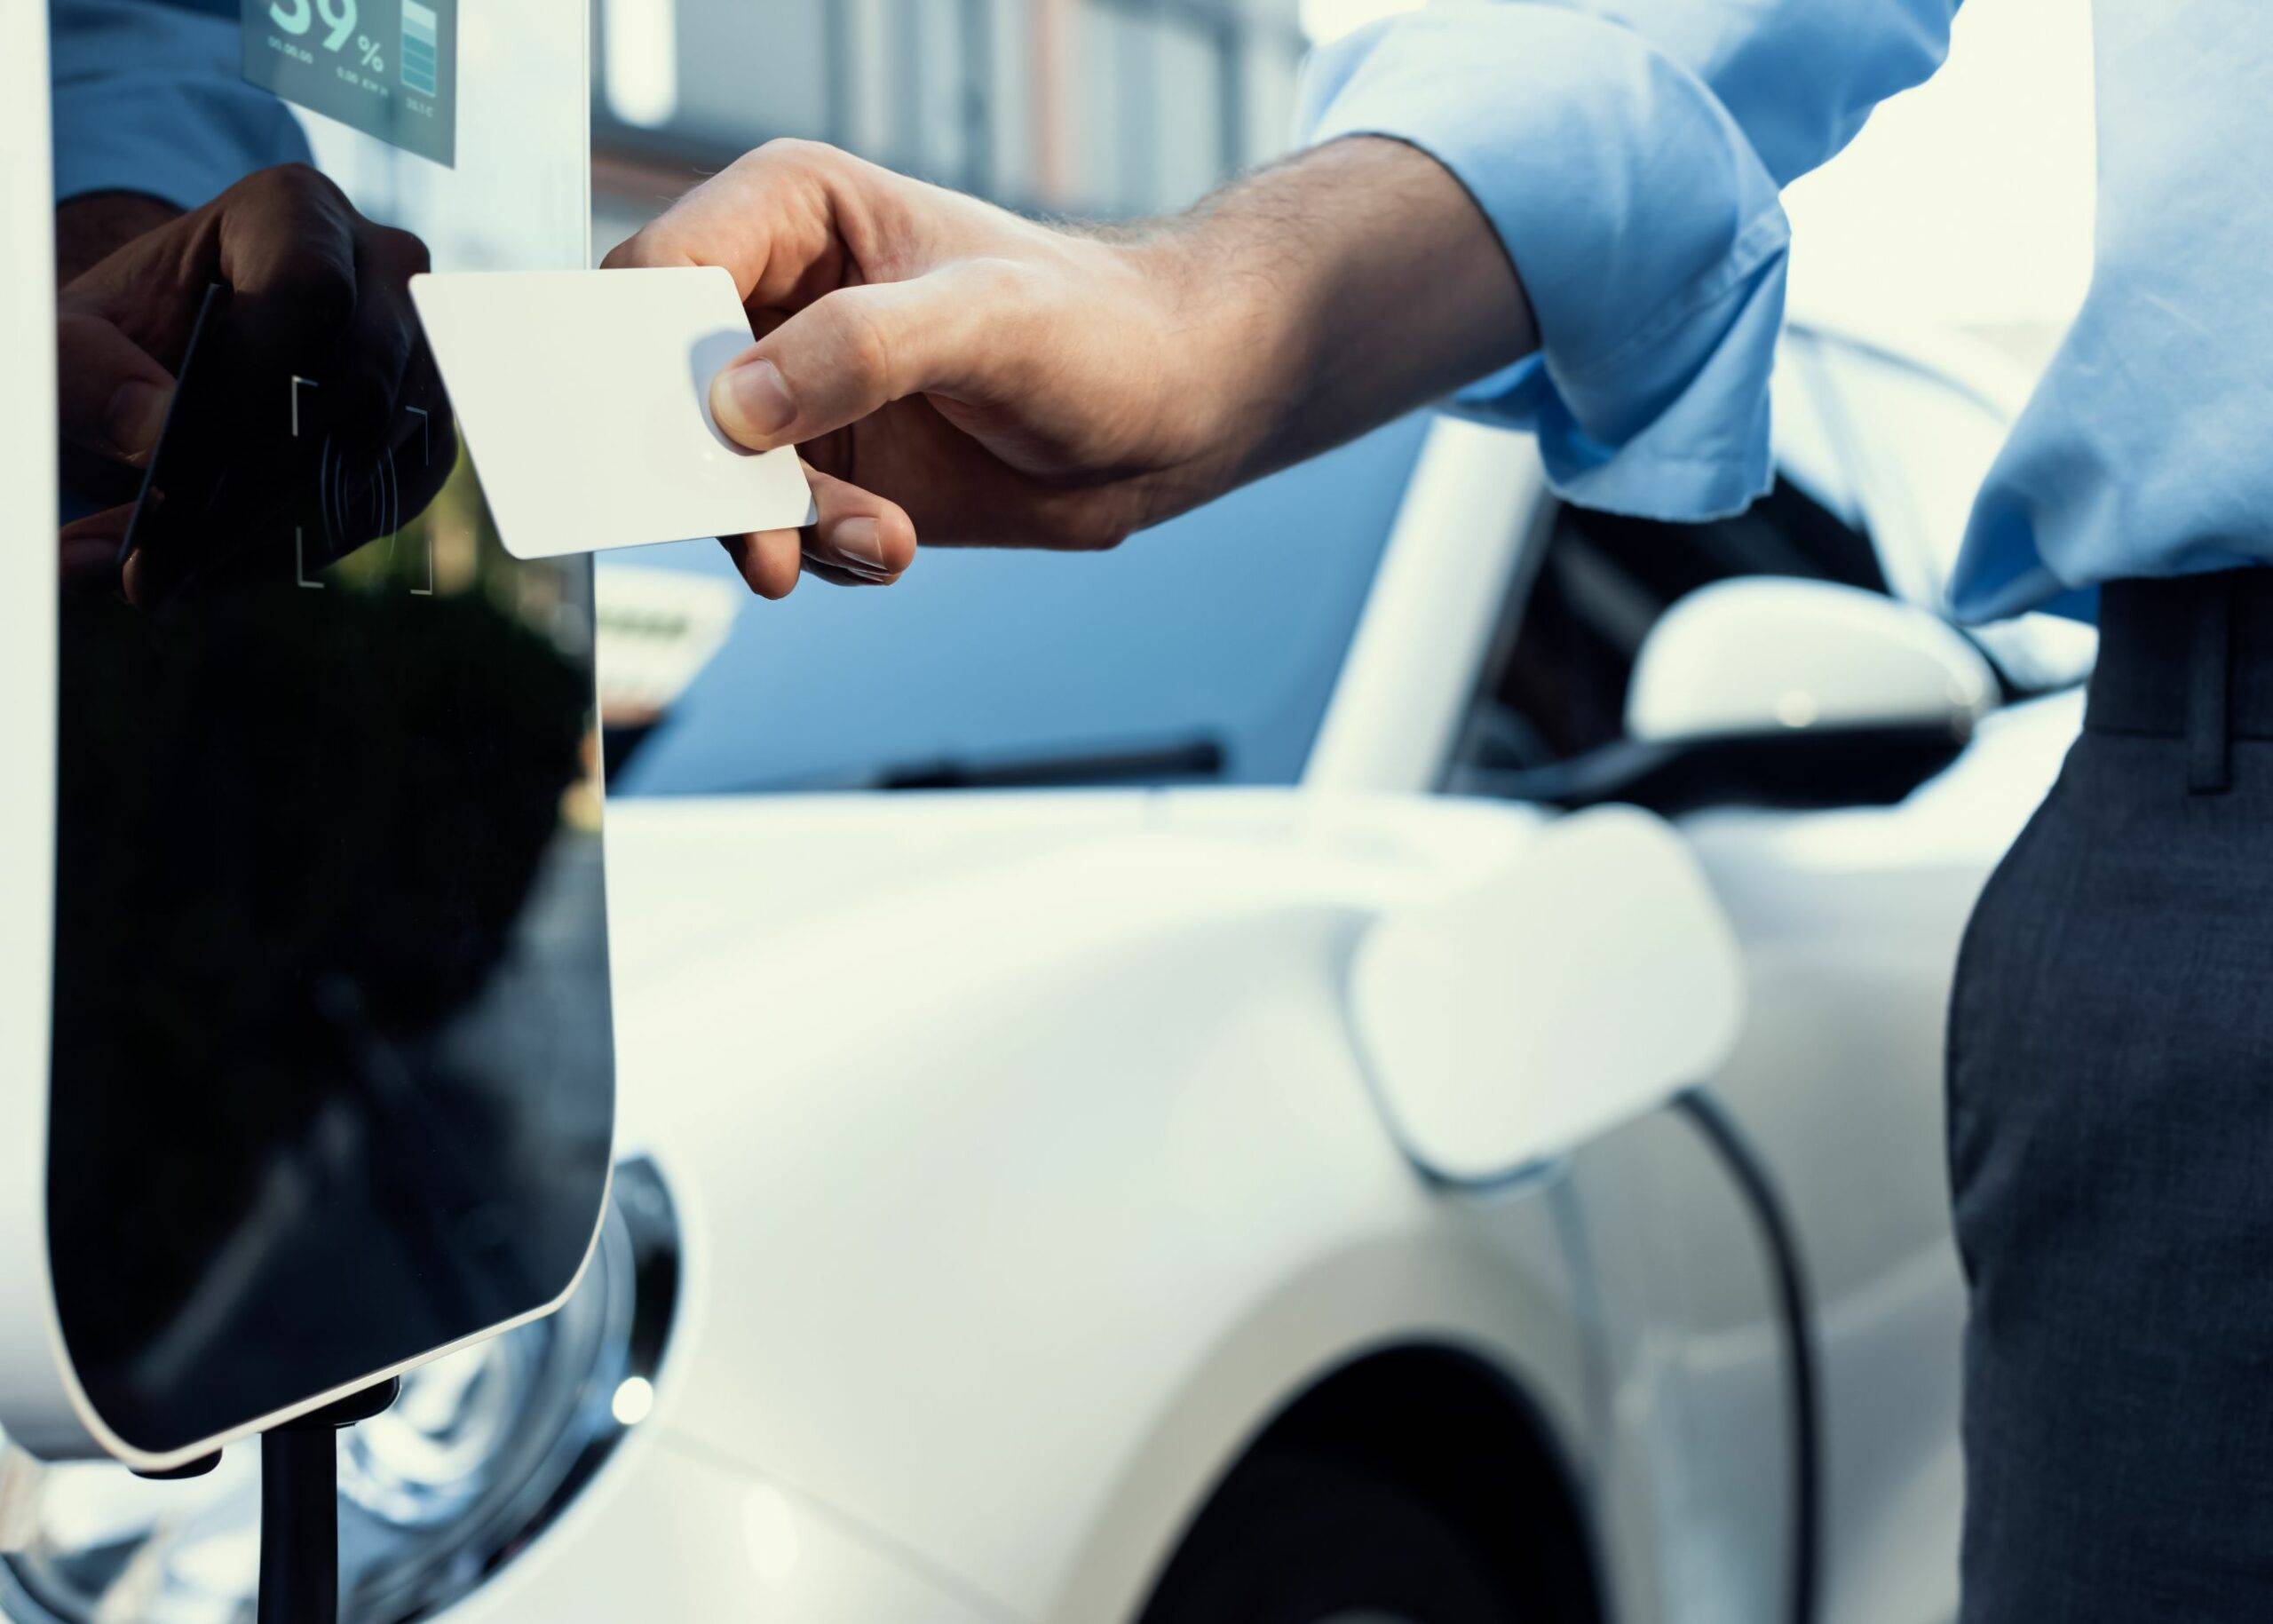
[1303,1,2266,623]
[51,0,309,216]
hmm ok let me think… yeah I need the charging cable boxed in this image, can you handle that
[1674,1089,1821,1624]
[257,1379,399,1624]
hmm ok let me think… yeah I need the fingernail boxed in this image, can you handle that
[105,380,170,463]
[828,517,888,573]
[720,358,796,441]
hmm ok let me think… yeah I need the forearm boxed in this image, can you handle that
[1141,136,1537,487]
[610,132,1538,573]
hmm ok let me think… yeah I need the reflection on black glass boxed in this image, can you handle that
[115,280,455,606]
[49,160,612,1454]
[56,164,453,607]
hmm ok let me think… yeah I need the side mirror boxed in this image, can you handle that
[1458,579,1999,815]
[1627,577,1995,743]
[1350,806,1743,1185]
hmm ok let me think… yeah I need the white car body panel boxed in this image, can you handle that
[569,705,2074,1624]
[442,1426,1006,1622]
[602,791,1602,1620]
[1353,806,1745,1184]
[1307,419,1548,796]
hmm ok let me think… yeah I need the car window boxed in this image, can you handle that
[1461,472,1882,773]
[604,413,1433,795]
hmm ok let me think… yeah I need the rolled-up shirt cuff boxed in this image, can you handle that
[1299,4,1790,521]
[51,0,310,211]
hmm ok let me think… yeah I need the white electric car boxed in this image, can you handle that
[3,321,2092,1624]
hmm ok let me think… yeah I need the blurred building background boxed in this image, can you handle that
[590,0,1321,249]
[590,0,2096,368]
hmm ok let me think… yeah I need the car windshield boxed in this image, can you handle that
[606,413,1433,795]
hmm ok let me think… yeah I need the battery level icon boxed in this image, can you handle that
[400,0,440,96]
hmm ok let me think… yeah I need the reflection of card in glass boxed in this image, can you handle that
[241,0,456,167]
[120,284,229,583]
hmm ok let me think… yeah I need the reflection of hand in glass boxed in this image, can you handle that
[56,163,452,604]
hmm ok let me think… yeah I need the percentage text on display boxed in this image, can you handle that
[241,0,457,166]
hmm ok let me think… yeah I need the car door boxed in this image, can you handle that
[1445,334,2083,1623]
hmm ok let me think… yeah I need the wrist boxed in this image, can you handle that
[1109,227,1280,481]
[1134,137,1533,488]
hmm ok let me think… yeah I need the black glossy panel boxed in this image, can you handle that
[49,43,610,1454]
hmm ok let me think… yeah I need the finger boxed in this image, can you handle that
[215,165,362,389]
[798,558,883,588]
[718,528,804,600]
[392,328,457,510]
[329,222,430,442]
[709,262,1012,452]
[716,465,917,597]
[602,139,866,309]
[119,502,183,609]
[798,397,1147,554]
[59,503,134,597]
[54,310,175,466]
[799,465,915,581]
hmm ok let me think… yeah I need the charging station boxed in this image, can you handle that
[0,0,67,1462]
[1,0,613,1513]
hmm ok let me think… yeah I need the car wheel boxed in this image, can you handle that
[1137,1449,1530,1623]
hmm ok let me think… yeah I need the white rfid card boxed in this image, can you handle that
[409,266,816,559]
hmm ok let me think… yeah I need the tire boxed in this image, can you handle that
[1137,1449,1527,1624]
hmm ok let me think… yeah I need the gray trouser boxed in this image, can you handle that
[1952,570,2273,1620]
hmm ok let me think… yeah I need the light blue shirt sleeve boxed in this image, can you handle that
[51,0,311,212]
[1299,0,1958,521]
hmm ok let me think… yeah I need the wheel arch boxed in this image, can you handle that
[1136,1341,1605,1623]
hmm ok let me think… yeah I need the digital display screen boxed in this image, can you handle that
[50,2,605,1456]
[242,0,456,166]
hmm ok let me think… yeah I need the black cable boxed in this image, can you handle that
[257,1427,339,1624]
[1673,1089,1821,1624]
[256,1379,399,1624]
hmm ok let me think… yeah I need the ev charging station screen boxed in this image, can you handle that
[48,4,609,1455]
[242,0,457,167]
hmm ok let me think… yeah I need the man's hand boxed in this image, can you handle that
[56,165,445,602]
[605,137,1533,598]
[58,163,434,476]
[55,191,182,288]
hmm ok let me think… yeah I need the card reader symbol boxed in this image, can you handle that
[400,1,440,96]
[290,375,436,594]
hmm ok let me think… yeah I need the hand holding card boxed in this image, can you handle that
[408,266,816,560]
